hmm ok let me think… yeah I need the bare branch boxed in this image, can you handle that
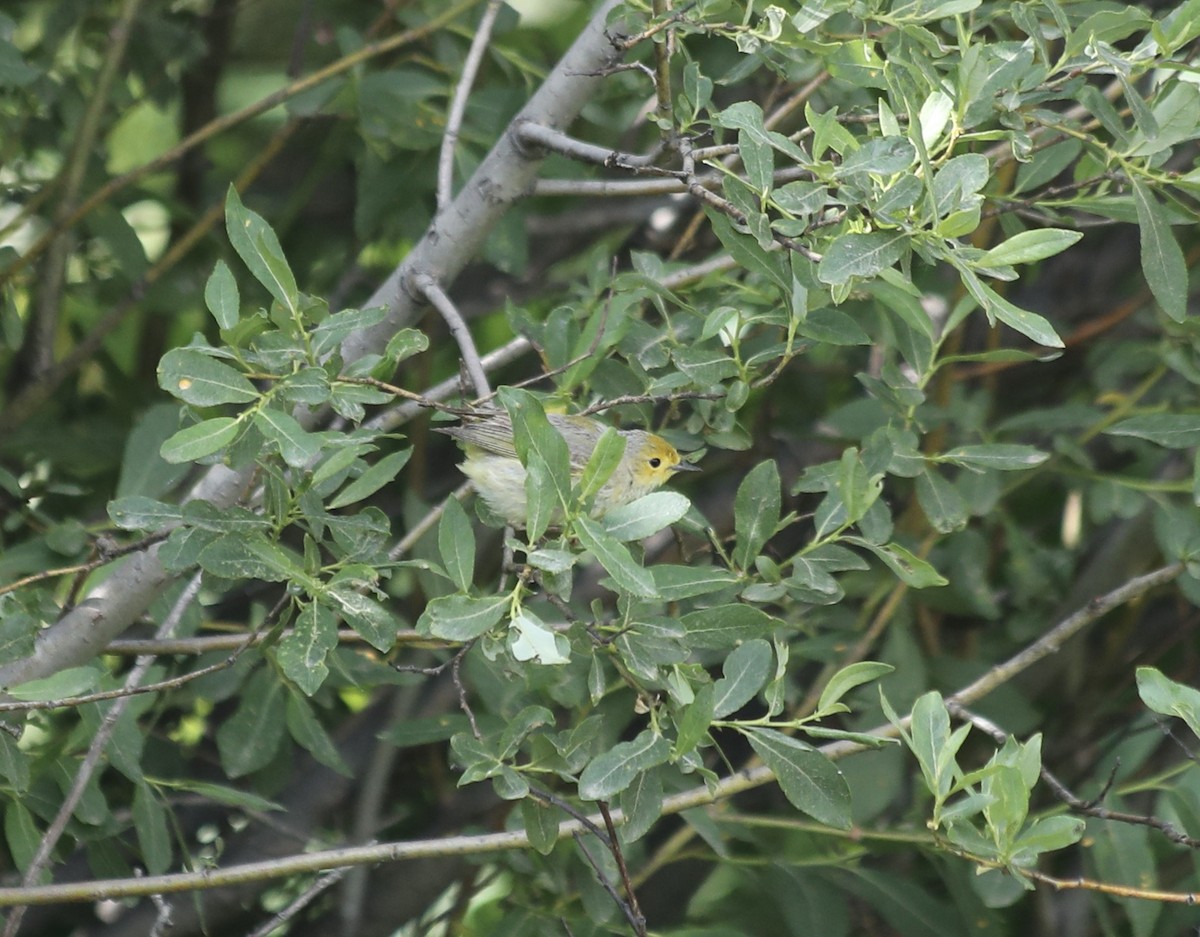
[514,121,665,172]
[411,273,492,399]
[438,0,506,210]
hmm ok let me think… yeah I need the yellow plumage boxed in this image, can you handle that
[439,411,697,527]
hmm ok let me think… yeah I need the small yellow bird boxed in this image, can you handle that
[440,411,698,527]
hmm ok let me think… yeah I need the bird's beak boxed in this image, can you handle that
[672,460,701,473]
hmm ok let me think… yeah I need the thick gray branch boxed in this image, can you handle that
[348,0,630,358]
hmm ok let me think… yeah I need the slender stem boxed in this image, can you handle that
[410,273,492,399]
[438,0,505,210]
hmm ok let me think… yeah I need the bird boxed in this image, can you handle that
[439,410,698,527]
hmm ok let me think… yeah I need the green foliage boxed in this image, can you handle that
[2,0,1200,934]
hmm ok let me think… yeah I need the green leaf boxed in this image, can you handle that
[744,728,852,828]
[601,491,691,541]
[1131,179,1187,322]
[157,348,259,406]
[215,669,286,778]
[276,367,331,405]
[0,733,30,793]
[909,690,952,795]
[674,682,715,757]
[817,661,895,716]
[957,267,1064,347]
[1012,815,1085,858]
[108,496,183,532]
[577,428,626,504]
[818,232,909,285]
[916,468,968,533]
[836,447,880,526]
[795,308,872,346]
[438,495,476,592]
[499,389,572,540]
[5,801,41,876]
[225,185,299,315]
[618,768,664,842]
[277,602,338,695]
[133,782,172,875]
[150,778,283,813]
[383,327,430,366]
[578,730,671,801]
[1108,414,1200,449]
[311,307,390,358]
[205,260,240,330]
[679,604,776,649]
[160,417,240,463]
[931,154,989,217]
[286,691,352,776]
[936,444,1049,470]
[705,208,790,292]
[521,799,560,856]
[325,587,397,650]
[418,593,509,641]
[846,537,948,588]
[198,533,305,582]
[329,448,413,509]
[976,229,1083,267]
[651,565,741,600]
[835,136,916,179]
[713,639,773,718]
[381,714,469,749]
[253,408,322,468]
[7,666,100,702]
[986,294,1063,348]
[733,460,781,569]
[574,517,656,597]
[116,403,193,499]
[1088,816,1160,937]
[738,127,774,192]
[1136,666,1200,740]
[509,608,570,665]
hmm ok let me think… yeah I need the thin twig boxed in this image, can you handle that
[649,0,673,145]
[515,121,666,172]
[103,627,440,656]
[389,483,473,562]
[24,0,144,377]
[533,164,812,197]
[437,0,505,210]
[410,273,492,399]
[577,391,722,416]
[244,868,347,937]
[0,533,170,598]
[528,785,610,843]
[571,831,645,935]
[598,801,646,935]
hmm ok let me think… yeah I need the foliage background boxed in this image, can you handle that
[1,0,1200,935]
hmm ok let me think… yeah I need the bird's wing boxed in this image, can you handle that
[437,415,520,459]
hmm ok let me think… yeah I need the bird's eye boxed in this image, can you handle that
[648,457,662,469]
